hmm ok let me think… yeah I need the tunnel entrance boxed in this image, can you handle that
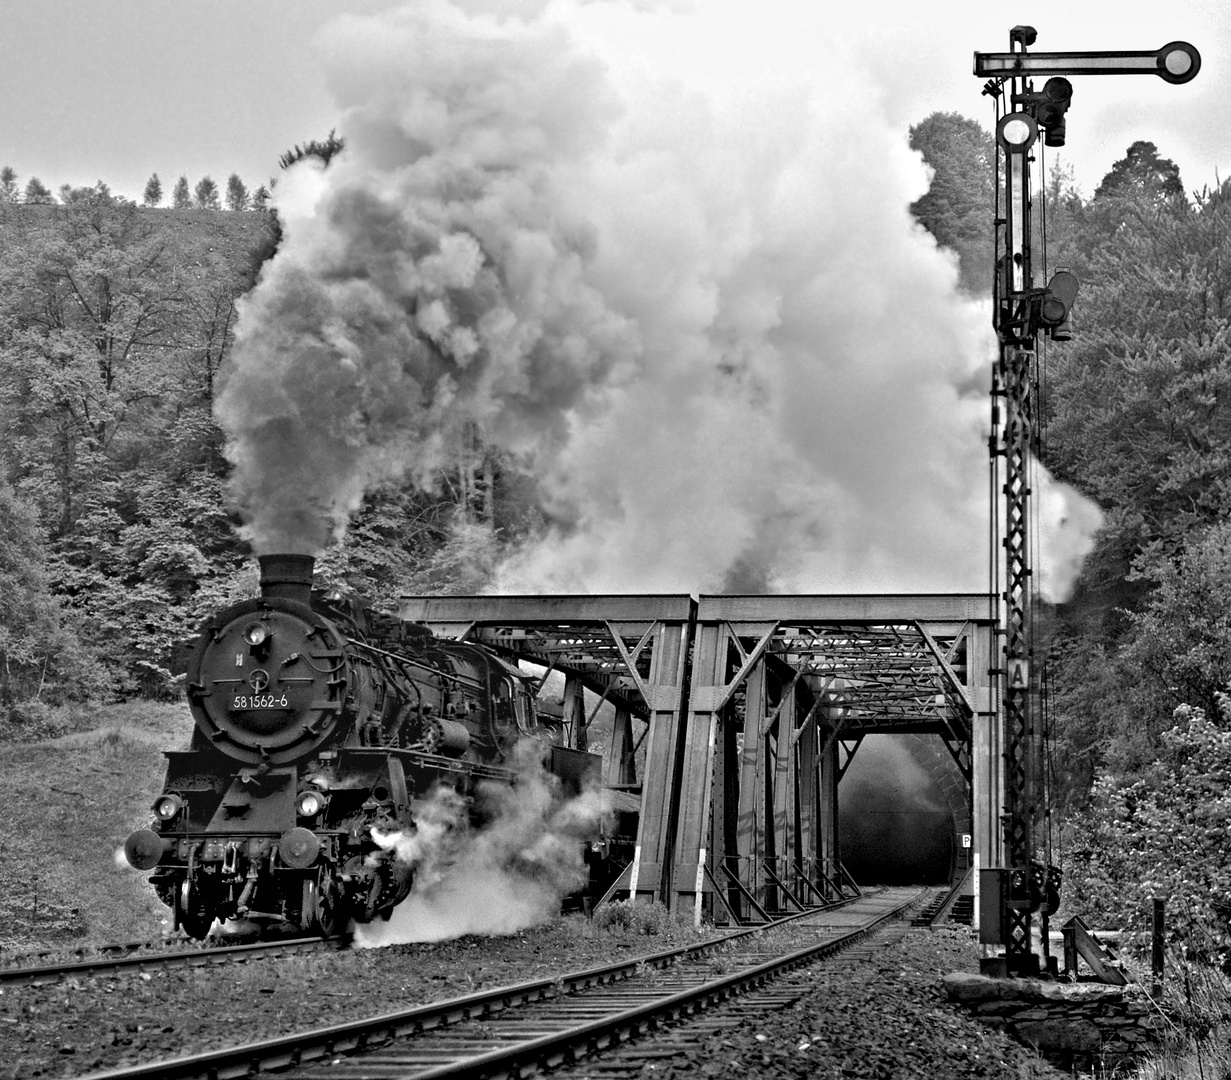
[838,734,958,885]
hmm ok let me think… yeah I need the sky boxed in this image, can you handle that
[0,0,1227,203]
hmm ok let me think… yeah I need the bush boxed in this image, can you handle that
[0,700,94,742]
[593,899,673,935]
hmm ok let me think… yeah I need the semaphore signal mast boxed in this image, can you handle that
[974,26,1199,977]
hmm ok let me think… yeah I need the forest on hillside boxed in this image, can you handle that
[3,113,1231,949]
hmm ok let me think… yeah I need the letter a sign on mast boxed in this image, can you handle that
[1007,659,1028,691]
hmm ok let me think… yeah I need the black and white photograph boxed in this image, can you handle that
[0,2,1228,1076]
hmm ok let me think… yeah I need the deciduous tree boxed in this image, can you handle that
[22,178,52,205]
[171,174,191,209]
[908,112,995,293]
[0,195,271,689]
[0,476,106,713]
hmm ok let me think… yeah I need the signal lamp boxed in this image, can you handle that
[155,794,184,821]
[1035,77,1073,147]
[996,112,1038,153]
[1040,269,1080,340]
[243,623,269,647]
[296,790,325,817]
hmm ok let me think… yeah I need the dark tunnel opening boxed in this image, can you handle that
[838,733,956,885]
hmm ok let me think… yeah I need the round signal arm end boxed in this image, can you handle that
[1158,41,1200,84]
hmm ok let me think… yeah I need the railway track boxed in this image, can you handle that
[79,886,926,1080]
[0,933,347,987]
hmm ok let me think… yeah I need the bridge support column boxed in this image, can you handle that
[969,613,1002,931]
[624,619,691,906]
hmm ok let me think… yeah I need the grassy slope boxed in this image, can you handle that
[0,703,194,951]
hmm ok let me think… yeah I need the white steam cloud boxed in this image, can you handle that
[216,0,1100,597]
[354,745,608,946]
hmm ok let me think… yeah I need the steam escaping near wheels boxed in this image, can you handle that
[354,746,611,946]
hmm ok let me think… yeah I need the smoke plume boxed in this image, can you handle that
[217,0,1100,597]
[354,744,608,946]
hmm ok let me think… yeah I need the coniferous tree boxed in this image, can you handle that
[22,177,52,204]
[278,130,345,169]
[193,176,220,210]
[142,173,163,208]
[171,174,191,209]
[251,184,271,211]
[1092,140,1185,203]
[224,173,249,211]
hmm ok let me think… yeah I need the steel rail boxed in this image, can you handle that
[406,889,923,1080]
[74,888,923,1080]
[0,933,348,987]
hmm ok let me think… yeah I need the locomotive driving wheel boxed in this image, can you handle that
[177,879,215,940]
[303,872,343,936]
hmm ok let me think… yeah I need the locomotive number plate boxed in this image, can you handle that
[231,694,290,710]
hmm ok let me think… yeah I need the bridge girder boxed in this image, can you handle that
[400,592,999,922]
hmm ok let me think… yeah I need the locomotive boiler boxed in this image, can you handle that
[124,553,583,938]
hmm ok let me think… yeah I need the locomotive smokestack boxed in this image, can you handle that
[258,553,316,606]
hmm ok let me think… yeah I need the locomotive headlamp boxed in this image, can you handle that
[296,790,325,817]
[996,112,1038,152]
[243,623,270,647]
[155,794,184,821]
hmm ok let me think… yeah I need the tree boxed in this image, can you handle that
[1122,522,1231,725]
[1063,701,1231,964]
[171,174,191,209]
[279,130,345,169]
[224,173,249,212]
[0,167,18,202]
[142,173,162,208]
[251,184,271,211]
[193,176,220,210]
[56,181,113,206]
[908,113,995,293]
[1042,169,1231,810]
[1093,140,1185,204]
[22,178,52,205]
[0,196,274,689]
[0,477,106,714]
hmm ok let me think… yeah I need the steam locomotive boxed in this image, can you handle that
[124,554,594,938]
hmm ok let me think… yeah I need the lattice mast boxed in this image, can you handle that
[975,26,1199,976]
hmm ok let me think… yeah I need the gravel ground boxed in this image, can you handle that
[554,925,1071,1080]
[0,919,669,1079]
[0,919,1071,1080]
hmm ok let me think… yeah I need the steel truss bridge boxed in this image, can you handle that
[401,593,1002,926]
